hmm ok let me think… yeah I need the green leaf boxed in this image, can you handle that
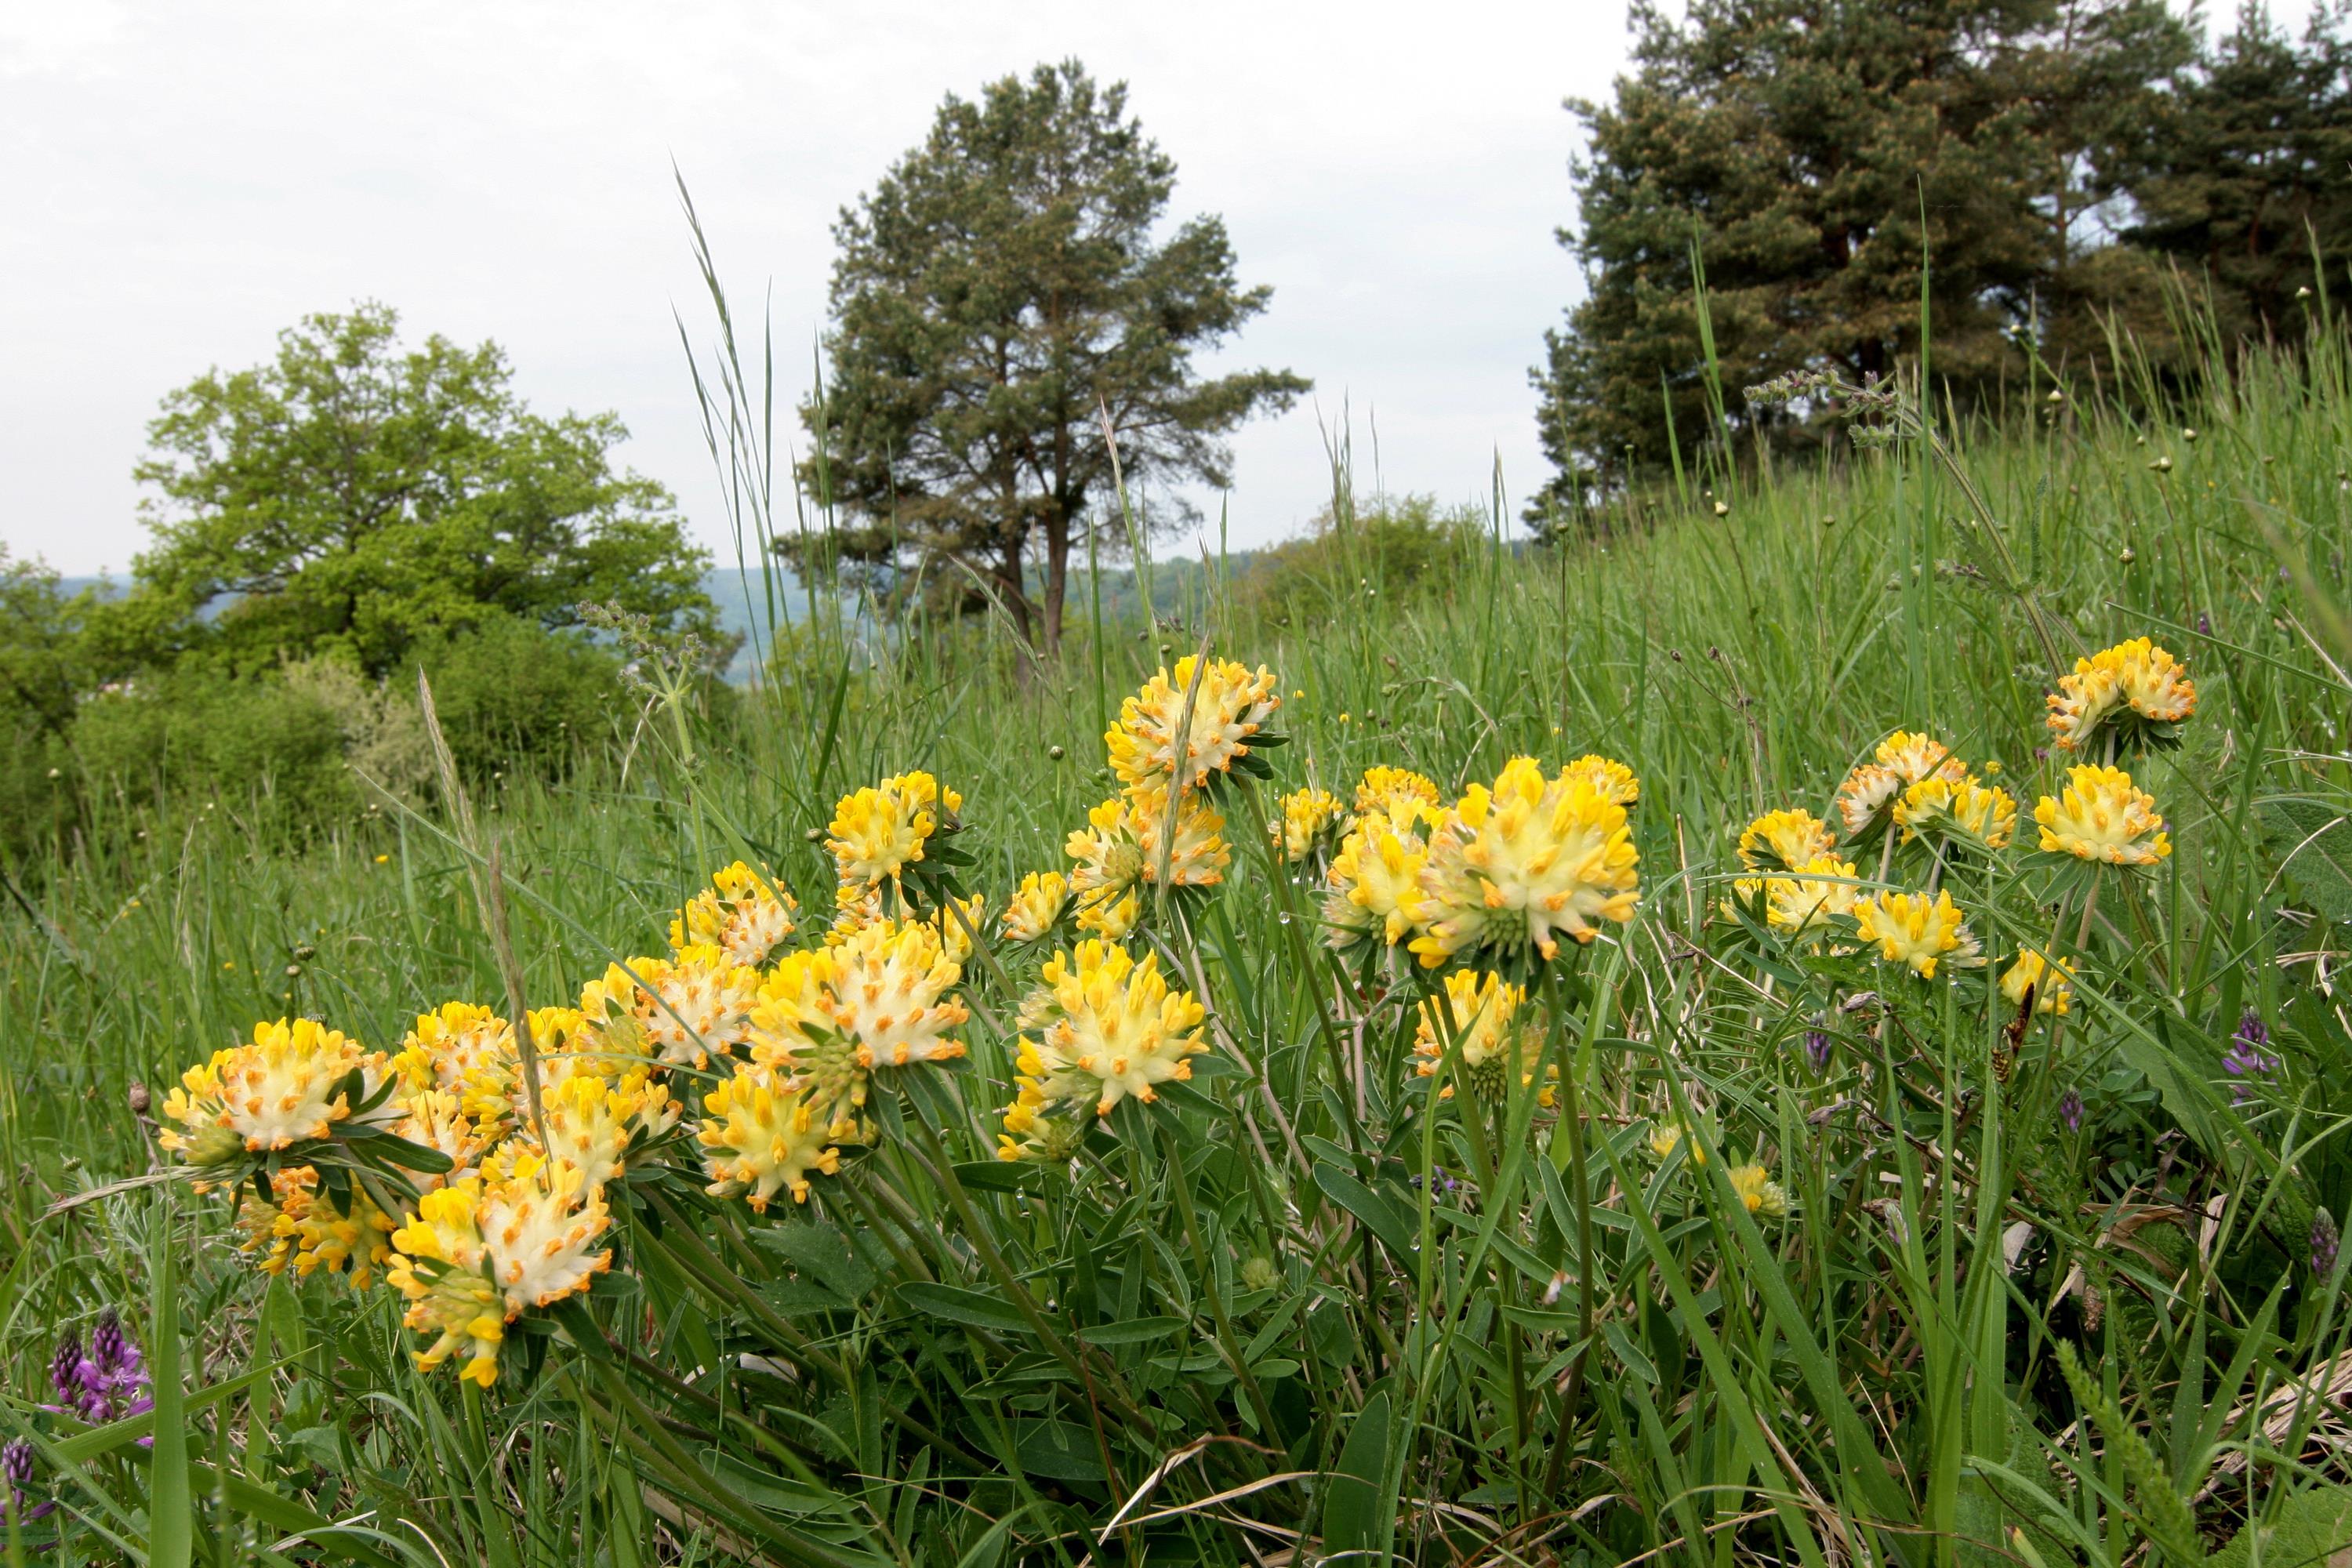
[898,1283,1032,1335]
[1320,1385,1393,1556]
[1075,1316,1185,1346]
[950,1160,1037,1194]
[147,1208,191,1568]
[2261,797,2352,920]
[1312,1162,1419,1265]
[750,1218,880,1304]
[1012,1420,1107,1485]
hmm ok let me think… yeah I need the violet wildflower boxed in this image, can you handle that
[2222,1011,2279,1105]
[1,1436,49,1523]
[1802,1020,1833,1076]
[45,1309,153,1429]
[2314,1210,2341,1279]
[2058,1089,2083,1133]
[47,1332,78,1410]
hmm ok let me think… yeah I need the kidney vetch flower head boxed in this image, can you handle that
[1355,765,1441,818]
[826,771,961,895]
[2000,949,2076,1015]
[2047,637,2196,752]
[1014,940,1209,1118]
[2035,764,2171,865]
[1106,655,1279,796]
[1272,786,1346,862]
[1413,970,1552,1105]
[1562,754,1639,807]
[489,1066,678,1193]
[1726,1162,1789,1218]
[996,1077,1092,1164]
[1737,808,1836,873]
[391,1003,519,1130]
[625,946,761,1071]
[1835,731,1965,838]
[1893,775,2017,851]
[1131,787,1232,887]
[231,1163,400,1287]
[161,1018,385,1165]
[1411,757,1641,968]
[1736,855,1861,937]
[670,861,798,967]
[387,1152,612,1388]
[1000,871,1070,943]
[698,1065,843,1210]
[1325,798,1436,951]
[1854,889,1983,978]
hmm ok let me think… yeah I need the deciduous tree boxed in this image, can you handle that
[126,303,713,675]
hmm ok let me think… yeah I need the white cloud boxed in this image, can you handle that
[0,2,1629,573]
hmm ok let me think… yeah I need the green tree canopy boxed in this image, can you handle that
[802,59,1308,655]
[2102,2,2352,341]
[122,303,713,676]
[1530,0,2191,517]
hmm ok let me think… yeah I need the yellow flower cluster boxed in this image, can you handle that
[1893,775,2017,850]
[1412,970,1552,1105]
[1324,753,1642,970]
[2048,637,2195,752]
[1272,786,1346,862]
[1043,656,1276,939]
[1000,871,1070,942]
[826,771,961,923]
[1737,809,1835,873]
[1834,731,1966,838]
[161,834,986,1387]
[2001,949,2077,1014]
[1854,889,1983,978]
[385,1152,612,1388]
[998,941,1210,1157]
[2034,764,2171,865]
[670,860,798,967]
[1412,757,1642,967]
[1106,655,1279,795]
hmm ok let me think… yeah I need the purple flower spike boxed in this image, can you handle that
[1,1436,49,1523]
[1802,1020,1832,1076]
[2314,1210,2341,1279]
[2223,1011,2280,1105]
[2058,1089,2083,1133]
[92,1307,127,1374]
[48,1331,79,1407]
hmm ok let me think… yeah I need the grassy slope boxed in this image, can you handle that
[4,321,2351,1559]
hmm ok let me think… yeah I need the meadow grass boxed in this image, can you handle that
[4,297,2352,1565]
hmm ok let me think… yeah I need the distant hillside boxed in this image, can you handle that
[55,557,1273,684]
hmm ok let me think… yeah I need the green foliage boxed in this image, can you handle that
[401,615,623,782]
[120,303,714,677]
[1241,492,1494,624]
[2105,2,2352,342]
[17,274,2352,1566]
[1531,0,2195,499]
[803,59,1308,654]
[69,661,375,830]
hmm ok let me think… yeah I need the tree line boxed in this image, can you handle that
[1528,0,2352,521]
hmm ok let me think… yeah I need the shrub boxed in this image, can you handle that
[1243,492,1494,623]
[401,615,623,780]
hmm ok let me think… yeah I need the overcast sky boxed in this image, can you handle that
[0,2,1634,577]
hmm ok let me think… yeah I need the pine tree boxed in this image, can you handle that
[1530,0,2191,521]
[2102,2,2352,342]
[804,60,1307,656]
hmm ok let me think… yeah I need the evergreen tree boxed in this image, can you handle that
[1530,0,2190,521]
[2103,2,2352,341]
[803,60,1307,655]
